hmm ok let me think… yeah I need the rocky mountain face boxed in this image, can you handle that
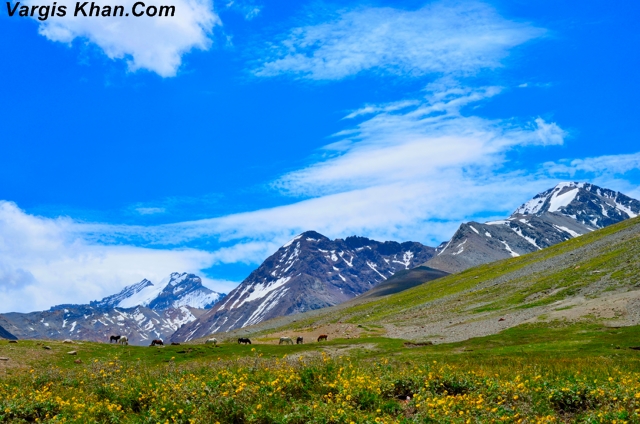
[0,273,225,345]
[425,182,640,273]
[171,231,436,341]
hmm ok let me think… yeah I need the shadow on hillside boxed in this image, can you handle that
[359,266,449,299]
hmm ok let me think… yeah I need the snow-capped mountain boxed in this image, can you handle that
[93,273,223,311]
[171,231,436,341]
[425,182,640,273]
[0,272,225,345]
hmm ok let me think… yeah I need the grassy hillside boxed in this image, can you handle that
[229,215,640,344]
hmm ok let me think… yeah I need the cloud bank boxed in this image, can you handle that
[0,201,238,312]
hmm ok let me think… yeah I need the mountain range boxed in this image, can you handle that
[0,273,225,345]
[1,181,639,345]
[208,196,640,348]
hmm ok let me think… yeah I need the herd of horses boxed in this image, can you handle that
[108,333,329,346]
[277,335,326,344]
[109,335,165,346]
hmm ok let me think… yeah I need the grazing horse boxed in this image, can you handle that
[317,334,328,342]
[238,338,251,345]
[110,335,121,343]
[279,337,293,345]
[150,339,164,346]
[205,338,218,346]
[296,336,303,344]
[118,336,128,346]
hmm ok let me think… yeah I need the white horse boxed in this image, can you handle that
[279,337,293,345]
[205,338,218,346]
[119,336,129,346]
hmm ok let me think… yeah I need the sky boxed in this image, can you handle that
[1,0,639,312]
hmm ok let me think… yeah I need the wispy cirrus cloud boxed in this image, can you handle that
[72,80,568,250]
[135,207,167,215]
[541,152,640,199]
[255,1,545,80]
[272,81,565,198]
[543,152,640,176]
[224,0,261,20]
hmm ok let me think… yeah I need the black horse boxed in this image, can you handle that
[109,335,121,343]
[296,336,304,344]
[238,338,252,345]
[150,339,164,346]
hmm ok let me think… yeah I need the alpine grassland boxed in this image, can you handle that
[3,323,640,423]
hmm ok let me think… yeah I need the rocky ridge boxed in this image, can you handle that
[171,231,436,341]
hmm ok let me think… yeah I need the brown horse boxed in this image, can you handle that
[296,336,304,344]
[150,339,164,346]
[317,334,328,342]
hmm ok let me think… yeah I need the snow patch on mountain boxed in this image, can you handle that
[117,280,169,309]
[548,186,579,213]
[227,276,292,310]
[500,240,519,257]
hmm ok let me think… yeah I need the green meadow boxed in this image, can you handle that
[2,321,640,423]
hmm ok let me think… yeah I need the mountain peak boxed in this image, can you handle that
[172,235,436,339]
[513,182,639,224]
[281,231,330,248]
[425,181,640,274]
[93,272,224,311]
[514,182,584,216]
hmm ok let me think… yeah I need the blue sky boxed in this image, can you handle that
[1,0,639,312]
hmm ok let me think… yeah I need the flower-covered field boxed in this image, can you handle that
[2,340,640,424]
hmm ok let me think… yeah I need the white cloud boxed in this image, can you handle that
[542,152,640,199]
[543,152,640,176]
[70,81,569,250]
[135,207,166,215]
[272,81,564,197]
[25,0,220,77]
[255,1,544,80]
[344,100,420,119]
[0,201,235,312]
[224,0,261,20]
